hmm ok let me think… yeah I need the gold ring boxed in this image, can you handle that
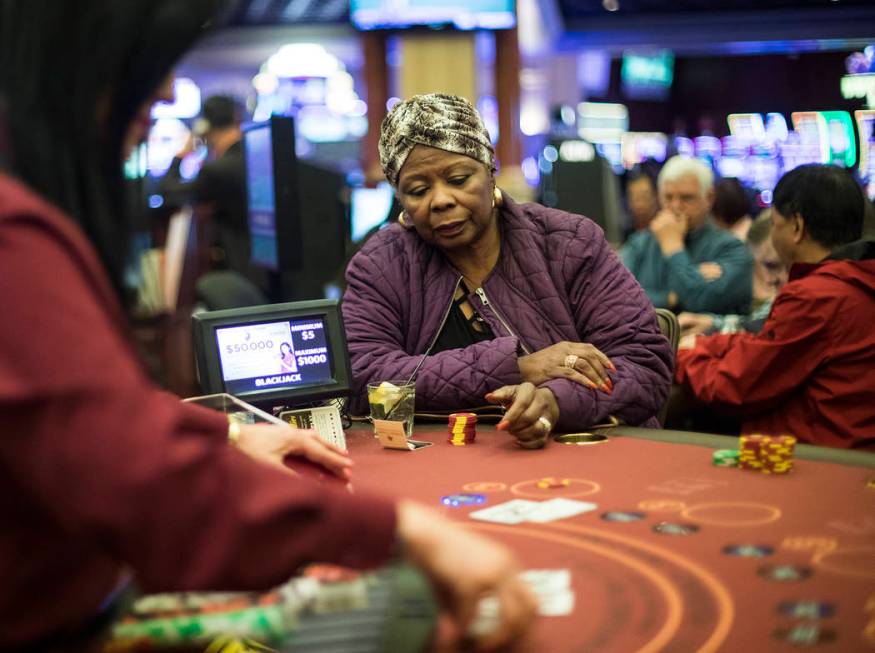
[563,354,579,369]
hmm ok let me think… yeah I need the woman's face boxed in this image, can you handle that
[396,145,495,251]
[280,343,292,355]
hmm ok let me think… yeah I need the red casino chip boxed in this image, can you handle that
[536,477,571,489]
[448,413,478,445]
[738,434,796,474]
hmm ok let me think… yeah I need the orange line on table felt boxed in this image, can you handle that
[550,522,734,653]
[470,523,684,653]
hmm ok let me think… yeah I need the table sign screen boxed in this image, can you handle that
[216,317,333,396]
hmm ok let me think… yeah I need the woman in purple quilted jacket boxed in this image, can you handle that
[343,94,673,448]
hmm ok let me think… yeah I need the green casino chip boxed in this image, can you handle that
[713,449,739,467]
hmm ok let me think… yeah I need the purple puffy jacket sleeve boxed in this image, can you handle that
[541,220,673,430]
[343,249,523,415]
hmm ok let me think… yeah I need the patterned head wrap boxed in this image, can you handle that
[379,93,496,187]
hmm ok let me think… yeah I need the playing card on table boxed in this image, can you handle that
[526,498,598,523]
[535,589,575,616]
[520,569,575,617]
[520,569,571,594]
[468,499,540,524]
[469,596,501,638]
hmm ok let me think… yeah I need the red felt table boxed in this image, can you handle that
[347,424,875,653]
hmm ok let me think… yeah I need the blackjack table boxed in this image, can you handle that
[348,423,875,653]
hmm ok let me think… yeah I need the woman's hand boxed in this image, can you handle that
[518,341,614,393]
[396,500,537,651]
[234,424,352,481]
[678,312,714,336]
[485,383,560,449]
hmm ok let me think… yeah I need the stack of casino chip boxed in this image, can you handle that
[537,477,571,489]
[761,435,796,474]
[448,413,477,446]
[738,435,766,470]
[738,434,796,474]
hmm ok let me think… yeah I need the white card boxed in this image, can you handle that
[526,498,598,523]
[469,499,541,525]
[536,589,575,616]
[520,569,575,617]
[469,570,575,630]
[468,596,500,638]
[520,569,571,595]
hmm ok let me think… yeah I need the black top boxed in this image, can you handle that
[159,140,249,275]
[431,282,495,354]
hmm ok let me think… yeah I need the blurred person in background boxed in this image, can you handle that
[0,1,536,649]
[159,94,251,277]
[711,177,753,241]
[675,165,875,450]
[622,168,659,240]
[621,155,753,314]
[678,210,787,342]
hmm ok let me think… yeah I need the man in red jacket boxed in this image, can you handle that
[675,164,875,450]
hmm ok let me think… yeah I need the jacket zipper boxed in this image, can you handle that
[404,276,463,383]
[474,287,532,354]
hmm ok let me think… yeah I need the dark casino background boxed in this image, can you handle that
[132,1,875,370]
[4,1,875,651]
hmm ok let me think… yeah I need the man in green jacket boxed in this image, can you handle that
[622,156,753,314]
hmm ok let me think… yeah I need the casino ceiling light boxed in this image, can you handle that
[252,72,279,96]
[602,0,620,11]
[266,44,341,79]
[150,78,201,120]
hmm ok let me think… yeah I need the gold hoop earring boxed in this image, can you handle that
[397,211,410,228]
[493,187,503,208]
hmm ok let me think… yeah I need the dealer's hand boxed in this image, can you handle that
[396,500,537,651]
[650,209,688,256]
[678,312,714,336]
[486,383,560,449]
[518,341,614,393]
[234,424,352,481]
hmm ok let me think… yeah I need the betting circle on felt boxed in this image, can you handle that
[346,424,875,651]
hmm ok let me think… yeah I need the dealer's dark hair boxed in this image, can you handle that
[772,164,864,249]
[0,0,230,293]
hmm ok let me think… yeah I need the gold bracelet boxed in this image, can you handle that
[228,421,241,446]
